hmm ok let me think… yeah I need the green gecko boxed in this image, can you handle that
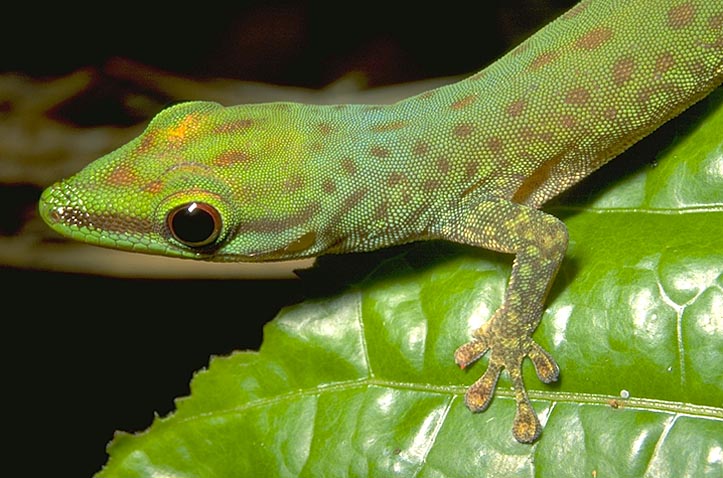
[39,0,723,443]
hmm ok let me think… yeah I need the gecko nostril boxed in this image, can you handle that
[49,208,61,223]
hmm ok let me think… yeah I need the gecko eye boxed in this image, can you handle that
[167,202,222,248]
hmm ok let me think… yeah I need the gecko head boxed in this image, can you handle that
[39,100,323,261]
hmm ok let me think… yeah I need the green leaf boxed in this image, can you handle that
[97,89,723,478]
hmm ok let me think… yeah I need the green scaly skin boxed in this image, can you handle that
[39,0,723,443]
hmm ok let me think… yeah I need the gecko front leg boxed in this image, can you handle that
[434,197,567,442]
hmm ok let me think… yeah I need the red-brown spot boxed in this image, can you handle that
[339,189,368,214]
[486,137,503,154]
[453,123,474,138]
[108,165,137,186]
[563,0,590,19]
[308,141,324,153]
[637,86,654,105]
[451,94,477,110]
[710,13,723,30]
[322,178,336,194]
[136,132,156,154]
[423,179,441,192]
[214,118,256,133]
[575,26,613,50]
[464,160,479,179]
[412,140,429,157]
[371,201,390,222]
[387,172,406,187]
[689,59,709,77]
[528,51,558,71]
[370,146,391,158]
[603,107,617,121]
[370,120,407,133]
[520,127,553,143]
[436,157,450,174]
[141,180,163,194]
[237,202,321,234]
[565,87,591,106]
[560,113,577,129]
[612,56,636,86]
[341,157,357,175]
[283,175,305,192]
[214,150,253,166]
[505,99,527,117]
[668,2,695,29]
[654,52,676,76]
[317,122,334,135]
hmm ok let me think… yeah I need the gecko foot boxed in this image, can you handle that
[454,318,559,443]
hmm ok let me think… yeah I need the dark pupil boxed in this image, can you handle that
[171,204,216,245]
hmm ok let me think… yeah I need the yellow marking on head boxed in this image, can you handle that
[165,113,205,142]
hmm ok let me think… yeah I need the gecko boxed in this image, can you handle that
[39,0,723,443]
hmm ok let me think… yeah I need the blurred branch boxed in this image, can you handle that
[0,60,456,277]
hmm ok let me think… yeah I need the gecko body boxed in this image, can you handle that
[39,0,723,442]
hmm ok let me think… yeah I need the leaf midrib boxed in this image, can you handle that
[175,376,723,426]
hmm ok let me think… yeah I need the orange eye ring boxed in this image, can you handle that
[167,202,222,248]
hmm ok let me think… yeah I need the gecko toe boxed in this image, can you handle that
[454,337,490,369]
[513,400,542,443]
[464,361,501,412]
[528,342,559,383]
